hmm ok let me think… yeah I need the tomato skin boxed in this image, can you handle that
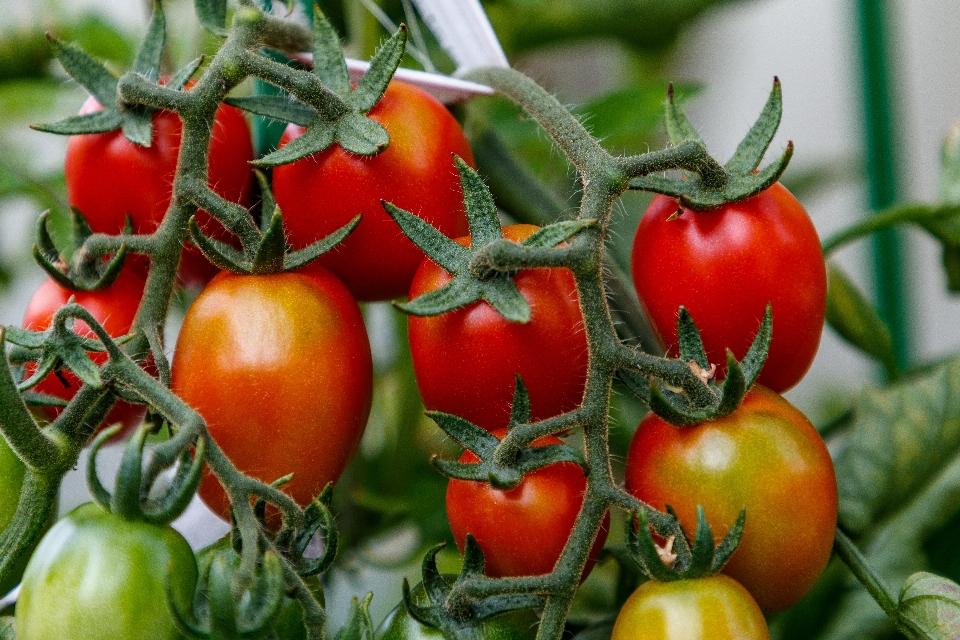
[376,579,539,640]
[15,502,198,640]
[408,224,588,434]
[170,267,373,521]
[630,183,826,392]
[273,80,474,302]
[446,430,609,580]
[624,385,837,613]
[22,268,150,434]
[65,88,253,288]
[610,575,769,640]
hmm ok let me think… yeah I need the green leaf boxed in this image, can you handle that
[225,95,317,127]
[348,26,407,113]
[898,573,960,639]
[335,113,389,156]
[725,77,782,175]
[825,262,898,377]
[0,616,16,640]
[311,7,350,95]
[48,36,117,107]
[131,0,166,81]
[194,0,228,36]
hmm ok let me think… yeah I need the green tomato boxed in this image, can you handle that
[0,437,52,598]
[15,502,197,640]
[376,580,539,640]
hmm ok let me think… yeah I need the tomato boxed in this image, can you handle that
[22,267,150,434]
[408,224,588,434]
[611,575,769,640]
[170,267,373,522]
[630,183,826,392]
[376,578,539,640]
[0,438,27,597]
[65,84,253,289]
[15,502,198,640]
[273,80,474,302]
[446,430,608,580]
[624,385,837,613]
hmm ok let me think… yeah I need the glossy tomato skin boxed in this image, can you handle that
[65,89,253,288]
[611,575,769,640]
[631,183,826,392]
[408,224,588,433]
[23,268,149,434]
[376,579,539,640]
[446,430,609,580]
[624,385,837,613]
[171,267,373,521]
[15,502,198,640]
[273,80,474,301]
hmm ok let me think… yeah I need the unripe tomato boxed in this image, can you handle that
[15,502,198,640]
[611,575,769,640]
[65,84,253,288]
[273,80,474,302]
[446,430,609,580]
[408,224,588,434]
[171,267,373,521]
[22,267,150,434]
[631,183,826,392]
[0,438,28,598]
[624,385,837,613]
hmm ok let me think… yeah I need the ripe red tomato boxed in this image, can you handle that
[624,385,837,613]
[170,267,373,521]
[22,267,149,434]
[407,224,588,434]
[272,80,474,302]
[446,430,609,580]
[630,183,826,392]
[65,84,253,289]
[611,575,769,640]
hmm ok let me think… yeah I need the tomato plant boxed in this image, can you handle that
[273,80,474,302]
[624,385,837,613]
[22,267,149,434]
[376,579,539,640]
[611,575,769,640]
[630,183,826,393]
[0,439,27,598]
[170,267,373,521]
[408,224,588,433]
[65,86,253,288]
[446,430,608,579]
[14,502,198,640]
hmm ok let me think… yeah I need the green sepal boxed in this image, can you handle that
[710,509,745,573]
[283,215,360,272]
[346,25,407,113]
[59,338,103,388]
[31,109,123,136]
[194,0,228,37]
[255,170,276,234]
[825,262,898,378]
[675,307,709,369]
[4,327,50,351]
[120,107,155,148]
[286,487,339,577]
[458,155,502,247]
[383,202,471,274]
[253,119,334,167]
[522,219,598,248]
[460,534,485,578]
[311,6,350,95]
[46,34,117,107]
[395,275,483,317]
[188,217,249,272]
[632,79,792,211]
[21,390,69,408]
[33,210,130,292]
[335,112,389,156]
[334,594,375,640]
[250,208,288,274]
[131,0,166,82]
[168,56,204,91]
[225,95,317,128]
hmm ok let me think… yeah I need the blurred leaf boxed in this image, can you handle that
[898,573,960,639]
[825,262,898,378]
[0,28,52,80]
[62,14,136,67]
[0,617,14,640]
[940,120,960,204]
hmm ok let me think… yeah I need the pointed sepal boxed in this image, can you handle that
[253,120,334,167]
[334,594,375,640]
[131,0,166,82]
[225,95,317,128]
[312,7,351,95]
[347,25,407,113]
[194,0,228,37]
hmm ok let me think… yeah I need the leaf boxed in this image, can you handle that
[825,262,898,377]
[194,0,228,36]
[898,573,960,639]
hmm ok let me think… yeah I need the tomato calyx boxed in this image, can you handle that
[227,13,406,167]
[87,422,205,525]
[629,79,792,210]
[254,483,340,578]
[391,157,595,323]
[626,505,745,583]
[33,209,134,292]
[431,378,587,490]
[404,541,544,638]
[617,305,772,427]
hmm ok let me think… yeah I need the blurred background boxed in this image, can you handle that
[1,0,958,635]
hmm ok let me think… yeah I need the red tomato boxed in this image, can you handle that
[170,267,373,522]
[611,575,769,640]
[22,267,149,434]
[272,80,474,301]
[65,84,253,289]
[407,224,588,433]
[624,385,837,613]
[446,430,609,580]
[630,183,826,392]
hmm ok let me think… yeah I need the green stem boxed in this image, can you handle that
[833,528,910,635]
